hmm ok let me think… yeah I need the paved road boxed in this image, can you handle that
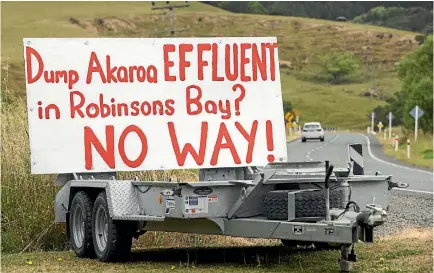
[286,132,433,193]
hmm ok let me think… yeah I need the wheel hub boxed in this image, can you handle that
[72,205,85,249]
[95,205,108,252]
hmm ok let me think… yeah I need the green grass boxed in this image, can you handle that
[375,127,433,169]
[2,228,433,273]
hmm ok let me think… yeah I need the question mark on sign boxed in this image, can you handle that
[232,84,246,116]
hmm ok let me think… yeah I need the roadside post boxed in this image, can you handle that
[395,136,399,152]
[383,130,386,140]
[371,112,375,133]
[367,126,370,134]
[407,139,410,159]
[409,105,424,142]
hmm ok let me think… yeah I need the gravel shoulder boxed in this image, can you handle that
[376,190,433,238]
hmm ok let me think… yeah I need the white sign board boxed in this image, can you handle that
[23,37,287,174]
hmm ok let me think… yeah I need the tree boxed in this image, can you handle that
[321,52,360,83]
[397,35,433,133]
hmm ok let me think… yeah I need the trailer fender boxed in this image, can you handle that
[55,181,72,223]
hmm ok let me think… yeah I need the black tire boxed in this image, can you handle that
[301,138,306,142]
[69,191,95,258]
[92,192,135,262]
[263,189,341,220]
[320,137,325,142]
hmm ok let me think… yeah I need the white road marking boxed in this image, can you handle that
[359,133,433,194]
[392,188,434,194]
[359,134,433,175]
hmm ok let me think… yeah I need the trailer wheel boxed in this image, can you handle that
[92,192,135,262]
[69,191,95,258]
[263,189,341,220]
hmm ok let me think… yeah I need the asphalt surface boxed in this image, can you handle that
[287,132,433,193]
[286,132,433,237]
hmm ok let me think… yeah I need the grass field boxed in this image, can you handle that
[0,1,427,255]
[2,228,433,273]
[1,1,421,128]
[375,127,433,169]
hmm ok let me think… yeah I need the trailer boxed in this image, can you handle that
[54,152,408,272]
[22,37,408,272]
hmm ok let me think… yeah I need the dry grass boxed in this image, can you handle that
[375,127,433,169]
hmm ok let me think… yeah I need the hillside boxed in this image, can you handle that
[203,1,433,34]
[1,1,420,129]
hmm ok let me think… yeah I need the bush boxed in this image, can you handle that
[321,52,360,83]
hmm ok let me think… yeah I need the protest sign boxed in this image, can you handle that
[23,37,287,174]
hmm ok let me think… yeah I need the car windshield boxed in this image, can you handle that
[304,124,320,129]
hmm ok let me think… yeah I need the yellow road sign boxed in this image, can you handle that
[377,122,384,128]
[285,112,293,122]
[294,109,301,116]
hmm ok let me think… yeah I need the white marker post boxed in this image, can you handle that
[387,112,394,139]
[371,112,375,133]
[409,106,424,142]
[395,136,399,152]
[391,133,395,147]
[367,126,370,134]
[407,139,410,159]
[383,130,386,140]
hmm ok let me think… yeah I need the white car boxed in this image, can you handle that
[301,122,324,142]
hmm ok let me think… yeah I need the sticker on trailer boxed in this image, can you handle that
[208,194,218,203]
[165,199,176,214]
[22,37,287,174]
[184,196,208,214]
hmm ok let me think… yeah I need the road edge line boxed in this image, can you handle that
[359,133,433,175]
[392,188,434,195]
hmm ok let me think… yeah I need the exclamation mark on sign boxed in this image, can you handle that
[266,120,275,162]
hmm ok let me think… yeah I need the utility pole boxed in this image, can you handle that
[369,66,374,102]
[152,1,190,37]
[369,45,375,103]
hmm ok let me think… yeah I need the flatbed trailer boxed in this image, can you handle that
[54,150,408,272]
